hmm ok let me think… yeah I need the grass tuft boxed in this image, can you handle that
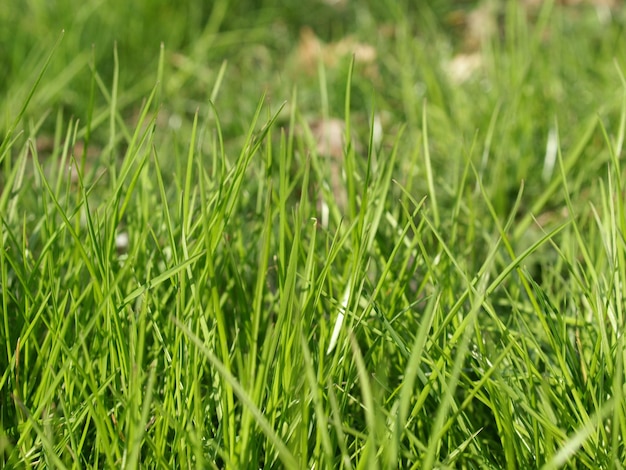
[2,1,626,467]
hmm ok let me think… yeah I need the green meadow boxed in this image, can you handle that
[2,0,626,467]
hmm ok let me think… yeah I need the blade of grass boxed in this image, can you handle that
[173,317,299,469]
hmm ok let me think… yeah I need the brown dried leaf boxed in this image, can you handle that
[332,37,377,65]
[464,3,498,51]
[297,26,324,74]
[295,27,377,75]
[308,118,348,216]
[444,52,483,84]
[310,118,345,160]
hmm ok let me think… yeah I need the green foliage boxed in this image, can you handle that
[2,0,626,467]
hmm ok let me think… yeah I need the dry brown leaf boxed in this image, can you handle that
[464,3,498,52]
[522,0,618,7]
[296,27,377,75]
[444,52,483,84]
[310,118,345,160]
[319,0,348,7]
[451,0,622,60]
[332,38,377,65]
[307,118,348,217]
[297,27,324,74]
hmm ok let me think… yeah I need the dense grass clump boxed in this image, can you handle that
[2,1,626,468]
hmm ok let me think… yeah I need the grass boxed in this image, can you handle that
[1,0,626,467]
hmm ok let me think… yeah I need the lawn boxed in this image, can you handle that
[1,0,626,468]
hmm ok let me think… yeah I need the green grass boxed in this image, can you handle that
[2,0,626,468]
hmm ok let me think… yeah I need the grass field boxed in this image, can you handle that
[2,0,626,468]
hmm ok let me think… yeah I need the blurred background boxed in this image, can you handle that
[2,0,625,219]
